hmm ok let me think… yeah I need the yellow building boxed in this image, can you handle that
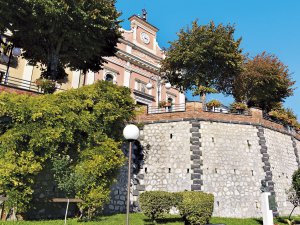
[0,12,185,111]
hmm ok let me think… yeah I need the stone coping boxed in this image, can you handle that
[135,109,300,141]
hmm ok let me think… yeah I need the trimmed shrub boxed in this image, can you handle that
[206,99,221,109]
[139,191,176,223]
[177,191,214,225]
[230,102,248,113]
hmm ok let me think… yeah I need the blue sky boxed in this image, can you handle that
[116,0,300,117]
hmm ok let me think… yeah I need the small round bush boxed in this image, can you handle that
[139,191,175,223]
[177,191,214,225]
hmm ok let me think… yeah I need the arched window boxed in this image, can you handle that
[105,73,114,82]
[167,97,173,104]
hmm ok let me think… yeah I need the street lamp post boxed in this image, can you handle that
[0,36,21,84]
[146,74,172,105]
[123,124,140,225]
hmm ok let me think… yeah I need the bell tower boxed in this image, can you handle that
[129,10,159,54]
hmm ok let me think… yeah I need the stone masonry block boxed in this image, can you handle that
[260,149,267,154]
[261,146,268,150]
[191,123,200,128]
[191,185,201,191]
[193,150,202,156]
[192,133,201,138]
[257,132,264,137]
[265,175,272,181]
[263,166,271,172]
[193,169,203,174]
[262,157,269,162]
[190,141,200,146]
[190,137,199,143]
[191,155,200,160]
[190,146,199,151]
[190,127,199,133]
[266,171,272,177]
[191,174,201,179]
[191,164,201,169]
[193,180,203,185]
[259,140,266,145]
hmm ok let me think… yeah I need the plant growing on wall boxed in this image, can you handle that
[0,81,136,219]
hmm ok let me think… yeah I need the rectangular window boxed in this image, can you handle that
[136,80,147,93]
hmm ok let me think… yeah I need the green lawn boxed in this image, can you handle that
[0,213,296,225]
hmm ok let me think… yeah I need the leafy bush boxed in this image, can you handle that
[177,191,214,225]
[0,81,136,218]
[292,169,300,195]
[35,78,56,94]
[206,100,221,109]
[230,102,248,113]
[139,191,176,223]
[269,108,299,127]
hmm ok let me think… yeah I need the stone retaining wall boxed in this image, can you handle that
[108,105,300,218]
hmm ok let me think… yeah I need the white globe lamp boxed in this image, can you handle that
[123,124,140,140]
[146,82,153,90]
[123,124,140,225]
[165,82,171,89]
[12,47,21,57]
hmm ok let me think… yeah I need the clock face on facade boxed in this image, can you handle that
[140,32,150,44]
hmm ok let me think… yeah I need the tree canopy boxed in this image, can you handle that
[161,21,244,98]
[0,81,136,218]
[233,52,295,111]
[0,0,121,81]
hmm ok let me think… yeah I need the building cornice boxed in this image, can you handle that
[116,49,160,73]
[133,89,155,101]
[128,15,159,32]
[103,57,158,79]
[118,38,163,61]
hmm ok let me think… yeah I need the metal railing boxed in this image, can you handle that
[0,74,66,93]
[148,103,186,114]
[204,107,252,116]
[0,74,41,93]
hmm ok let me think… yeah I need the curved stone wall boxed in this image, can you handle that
[130,120,299,218]
[107,105,300,218]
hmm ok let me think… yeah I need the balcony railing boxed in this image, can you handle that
[0,74,41,93]
[148,103,186,114]
[0,74,66,93]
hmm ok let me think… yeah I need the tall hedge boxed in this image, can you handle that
[0,81,136,218]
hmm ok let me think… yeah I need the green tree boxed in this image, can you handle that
[233,52,295,111]
[0,81,136,218]
[162,21,244,105]
[0,0,121,83]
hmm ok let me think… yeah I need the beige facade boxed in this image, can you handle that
[0,14,185,108]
